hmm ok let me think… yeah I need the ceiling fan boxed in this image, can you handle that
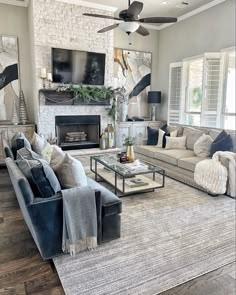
[83,0,177,36]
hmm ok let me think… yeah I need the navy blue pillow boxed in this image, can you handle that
[210,131,233,156]
[147,124,167,145]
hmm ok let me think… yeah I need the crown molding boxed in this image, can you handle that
[56,0,118,12]
[0,0,29,7]
[158,0,227,30]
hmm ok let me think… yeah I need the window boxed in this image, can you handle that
[222,49,236,129]
[168,48,236,130]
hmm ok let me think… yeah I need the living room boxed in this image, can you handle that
[0,0,235,294]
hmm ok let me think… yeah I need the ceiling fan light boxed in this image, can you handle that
[119,22,139,33]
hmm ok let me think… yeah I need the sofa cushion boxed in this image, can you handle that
[154,149,195,166]
[178,157,204,172]
[54,154,87,189]
[87,177,122,216]
[134,145,158,158]
[11,132,31,158]
[183,127,207,150]
[210,130,233,156]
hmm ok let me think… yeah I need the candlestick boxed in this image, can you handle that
[47,72,52,88]
[41,68,47,79]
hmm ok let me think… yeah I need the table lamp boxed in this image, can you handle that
[148,91,161,121]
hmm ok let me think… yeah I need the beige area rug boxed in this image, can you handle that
[53,177,235,295]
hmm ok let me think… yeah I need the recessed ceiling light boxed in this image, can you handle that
[162,1,171,5]
[175,2,189,8]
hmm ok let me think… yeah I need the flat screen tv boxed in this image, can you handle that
[52,48,106,85]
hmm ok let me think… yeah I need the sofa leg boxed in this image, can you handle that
[208,192,219,197]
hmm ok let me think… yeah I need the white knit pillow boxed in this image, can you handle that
[194,134,213,158]
[54,154,87,189]
[31,132,50,155]
[165,136,186,150]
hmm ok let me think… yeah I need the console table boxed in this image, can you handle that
[116,121,166,147]
[0,124,35,164]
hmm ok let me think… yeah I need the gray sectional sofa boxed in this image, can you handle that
[135,125,236,192]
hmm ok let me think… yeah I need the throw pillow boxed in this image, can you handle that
[17,147,42,160]
[183,127,207,150]
[54,154,87,189]
[50,145,65,170]
[165,136,186,150]
[210,130,233,157]
[11,132,31,158]
[194,134,213,158]
[147,127,158,145]
[31,132,50,155]
[147,124,168,145]
[16,157,61,198]
[157,128,177,148]
[41,145,53,163]
[167,126,184,137]
[170,130,178,137]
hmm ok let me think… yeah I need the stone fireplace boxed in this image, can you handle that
[55,115,100,150]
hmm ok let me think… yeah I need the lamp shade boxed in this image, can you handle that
[148,91,161,104]
[119,22,139,33]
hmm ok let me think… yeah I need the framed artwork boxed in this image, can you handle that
[0,35,20,122]
[114,48,152,119]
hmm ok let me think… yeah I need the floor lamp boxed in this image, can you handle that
[148,91,161,121]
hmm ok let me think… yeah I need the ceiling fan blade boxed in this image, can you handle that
[98,24,119,33]
[139,17,177,23]
[136,25,150,36]
[83,13,121,21]
[127,1,143,17]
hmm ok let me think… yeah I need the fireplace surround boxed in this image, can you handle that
[55,115,100,150]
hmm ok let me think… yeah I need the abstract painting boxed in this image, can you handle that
[0,35,19,121]
[114,48,152,119]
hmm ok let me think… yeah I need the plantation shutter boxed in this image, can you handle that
[201,53,222,127]
[168,63,183,125]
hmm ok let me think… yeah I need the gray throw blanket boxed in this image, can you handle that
[62,186,97,256]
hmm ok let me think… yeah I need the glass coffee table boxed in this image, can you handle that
[90,155,165,196]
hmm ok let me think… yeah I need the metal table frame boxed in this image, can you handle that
[90,156,165,197]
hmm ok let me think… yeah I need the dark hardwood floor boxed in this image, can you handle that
[0,167,235,295]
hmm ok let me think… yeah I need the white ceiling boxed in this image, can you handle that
[0,0,226,29]
[85,0,219,18]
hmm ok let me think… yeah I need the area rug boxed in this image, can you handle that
[53,177,235,295]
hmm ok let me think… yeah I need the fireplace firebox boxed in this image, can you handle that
[55,115,100,150]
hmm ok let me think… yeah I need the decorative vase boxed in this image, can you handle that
[105,124,115,148]
[126,145,135,162]
[120,102,128,122]
[19,90,29,124]
[11,99,19,125]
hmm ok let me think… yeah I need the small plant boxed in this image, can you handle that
[124,136,136,146]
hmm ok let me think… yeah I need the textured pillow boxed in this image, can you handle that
[50,145,65,169]
[165,136,186,150]
[210,131,233,157]
[31,132,50,155]
[16,157,61,198]
[54,154,87,189]
[183,127,207,150]
[17,147,42,160]
[41,145,53,163]
[194,134,213,158]
[11,132,31,158]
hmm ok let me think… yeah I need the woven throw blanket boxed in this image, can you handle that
[62,186,97,256]
[213,151,236,198]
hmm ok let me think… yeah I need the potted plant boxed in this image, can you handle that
[124,136,136,162]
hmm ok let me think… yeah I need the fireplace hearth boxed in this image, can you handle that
[55,115,100,150]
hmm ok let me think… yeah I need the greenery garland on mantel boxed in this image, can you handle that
[56,85,116,104]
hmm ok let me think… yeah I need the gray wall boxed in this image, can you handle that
[156,0,236,120]
[0,4,33,122]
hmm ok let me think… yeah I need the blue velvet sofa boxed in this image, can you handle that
[4,140,122,260]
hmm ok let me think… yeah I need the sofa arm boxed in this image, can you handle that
[27,189,102,260]
[2,138,14,159]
